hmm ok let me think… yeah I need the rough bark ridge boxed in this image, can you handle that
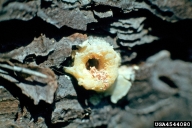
[0,0,192,128]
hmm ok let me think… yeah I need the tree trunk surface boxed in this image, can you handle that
[0,0,192,128]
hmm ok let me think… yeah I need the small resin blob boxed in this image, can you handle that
[109,65,138,103]
[64,38,121,92]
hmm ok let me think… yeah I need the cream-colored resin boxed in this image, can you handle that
[64,38,121,92]
[109,65,138,103]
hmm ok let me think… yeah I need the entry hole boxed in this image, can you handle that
[86,58,99,70]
